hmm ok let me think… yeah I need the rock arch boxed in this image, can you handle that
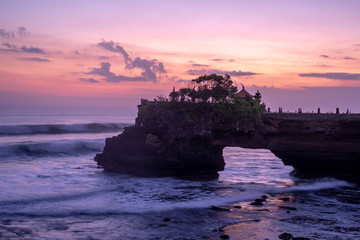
[95,103,360,180]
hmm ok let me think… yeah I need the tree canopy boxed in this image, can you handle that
[169,74,238,103]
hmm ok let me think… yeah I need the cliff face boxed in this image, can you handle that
[95,101,360,180]
[261,114,360,176]
[95,101,237,179]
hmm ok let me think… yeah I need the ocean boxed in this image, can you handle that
[0,105,359,240]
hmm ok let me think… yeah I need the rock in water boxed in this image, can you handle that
[279,232,293,240]
[95,100,360,179]
[163,218,171,222]
[220,234,230,239]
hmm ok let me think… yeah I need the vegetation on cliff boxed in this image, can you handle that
[169,74,238,103]
[138,74,265,136]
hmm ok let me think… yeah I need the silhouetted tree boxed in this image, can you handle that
[254,90,262,102]
[179,88,191,102]
[176,74,238,103]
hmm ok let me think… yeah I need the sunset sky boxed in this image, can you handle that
[1,0,360,112]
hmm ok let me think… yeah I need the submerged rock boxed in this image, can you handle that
[220,234,230,239]
[163,217,171,222]
[279,206,297,211]
[279,197,291,202]
[210,206,230,211]
[279,232,293,240]
[249,198,267,206]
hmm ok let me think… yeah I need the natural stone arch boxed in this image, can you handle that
[95,102,360,180]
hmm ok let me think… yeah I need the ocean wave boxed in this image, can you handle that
[0,123,131,136]
[281,178,354,192]
[0,177,354,217]
[0,189,262,217]
[0,139,105,157]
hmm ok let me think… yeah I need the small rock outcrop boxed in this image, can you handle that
[95,100,360,180]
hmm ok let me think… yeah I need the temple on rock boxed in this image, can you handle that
[95,75,360,181]
[235,85,263,104]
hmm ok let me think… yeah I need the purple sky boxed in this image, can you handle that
[1,0,360,112]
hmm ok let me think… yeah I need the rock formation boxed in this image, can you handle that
[95,100,360,180]
[262,113,360,178]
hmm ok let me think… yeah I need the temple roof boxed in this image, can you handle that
[236,85,252,98]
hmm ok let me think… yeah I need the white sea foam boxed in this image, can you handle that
[0,139,105,157]
[0,123,130,136]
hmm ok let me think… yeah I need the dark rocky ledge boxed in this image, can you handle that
[95,100,360,180]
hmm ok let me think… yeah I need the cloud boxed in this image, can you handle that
[316,64,333,68]
[98,56,110,60]
[17,27,29,37]
[19,57,49,62]
[192,63,209,67]
[343,56,357,60]
[88,62,151,83]
[0,27,29,38]
[1,42,16,49]
[96,40,166,82]
[20,45,46,54]
[186,68,257,77]
[211,58,235,62]
[176,79,189,84]
[225,70,257,77]
[354,44,360,51]
[79,77,100,83]
[127,57,166,82]
[1,43,46,54]
[318,54,356,60]
[0,29,15,38]
[97,40,130,64]
[299,72,360,81]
